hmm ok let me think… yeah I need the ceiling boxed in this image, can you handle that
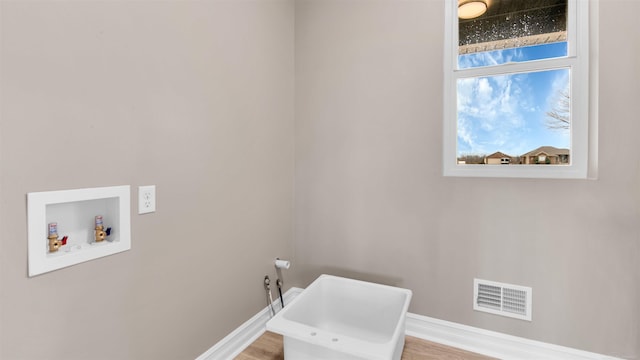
[459,0,567,54]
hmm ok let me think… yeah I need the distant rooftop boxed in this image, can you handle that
[522,146,570,157]
[485,151,512,159]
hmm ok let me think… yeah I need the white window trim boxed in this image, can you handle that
[443,0,597,179]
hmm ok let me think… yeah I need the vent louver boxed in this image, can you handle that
[474,279,532,321]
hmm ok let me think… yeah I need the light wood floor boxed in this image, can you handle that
[235,331,496,360]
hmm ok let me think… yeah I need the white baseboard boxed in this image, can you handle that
[197,287,620,360]
[196,288,303,360]
[405,313,621,360]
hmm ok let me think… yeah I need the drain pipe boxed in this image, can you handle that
[274,258,290,308]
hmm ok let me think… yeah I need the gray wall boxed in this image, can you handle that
[2,0,639,359]
[0,1,294,359]
[294,0,639,358]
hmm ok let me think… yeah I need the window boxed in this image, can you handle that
[443,0,595,178]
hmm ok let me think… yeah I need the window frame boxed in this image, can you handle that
[443,0,595,179]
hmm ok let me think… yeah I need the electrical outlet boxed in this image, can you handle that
[138,185,156,214]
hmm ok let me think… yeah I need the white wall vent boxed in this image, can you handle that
[473,279,532,321]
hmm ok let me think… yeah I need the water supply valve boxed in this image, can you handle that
[94,215,112,242]
[47,222,68,253]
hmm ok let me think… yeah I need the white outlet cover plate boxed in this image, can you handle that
[138,185,156,214]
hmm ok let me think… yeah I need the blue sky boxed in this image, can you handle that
[456,42,570,157]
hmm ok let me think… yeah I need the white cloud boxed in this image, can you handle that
[457,116,475,149]
[545,69,570,108]
[477,78,493,102]
[457,71,531,155]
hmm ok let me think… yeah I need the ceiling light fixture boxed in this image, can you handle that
[458,0,488,19]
